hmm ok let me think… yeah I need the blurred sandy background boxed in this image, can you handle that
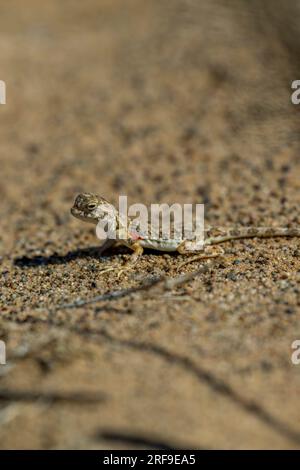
[0,0,300,449]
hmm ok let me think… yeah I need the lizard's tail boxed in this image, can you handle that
[204,226,300,246]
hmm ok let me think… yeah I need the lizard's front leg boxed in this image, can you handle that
[116,241,144,278]
[99,241,144,278]
[176,242,224,269]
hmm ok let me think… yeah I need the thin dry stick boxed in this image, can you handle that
[53,262,214,312]
[54,275,164,311]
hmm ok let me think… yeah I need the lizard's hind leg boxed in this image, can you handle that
[177,244,224,269]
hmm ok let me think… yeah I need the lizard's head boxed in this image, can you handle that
[71,193,116,225]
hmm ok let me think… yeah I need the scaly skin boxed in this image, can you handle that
[71,193,300,274]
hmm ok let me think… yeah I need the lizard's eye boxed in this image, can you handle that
[87,203,97,210]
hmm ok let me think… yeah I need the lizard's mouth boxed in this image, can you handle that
[70,206,79,217]
[71,206,97,224]
[70,206,86,220]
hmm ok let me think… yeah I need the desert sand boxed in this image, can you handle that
[0,0,300,449]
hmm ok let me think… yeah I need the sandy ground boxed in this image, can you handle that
[0,0,300,449]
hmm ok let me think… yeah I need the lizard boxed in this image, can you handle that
[71,192,300,276]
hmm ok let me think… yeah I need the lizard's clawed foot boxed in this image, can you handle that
[115,261,137,278]
[98,264,132,278]
[98,265,116,276]
[116,266,130,279]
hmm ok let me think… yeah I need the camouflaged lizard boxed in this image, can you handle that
[71,193,300,276]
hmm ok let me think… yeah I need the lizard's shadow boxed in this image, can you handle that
[14,245,165,268]
[14,246,115,268]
